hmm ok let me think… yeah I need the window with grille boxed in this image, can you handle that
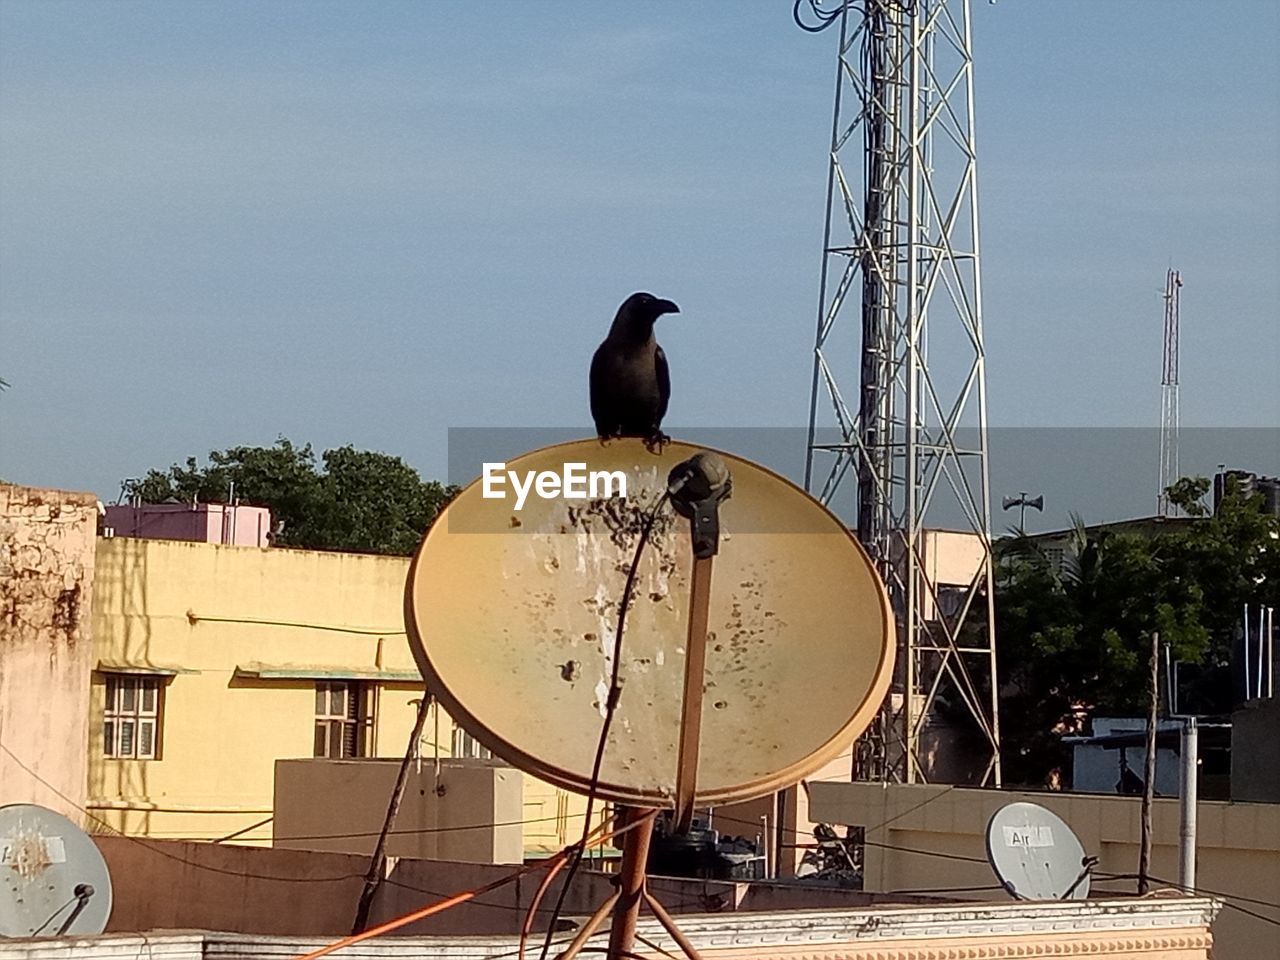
[104,675,163,759]
[314,681,373,758]
[452,727,492,760]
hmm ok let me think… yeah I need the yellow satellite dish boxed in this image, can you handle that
[404,438,893,809]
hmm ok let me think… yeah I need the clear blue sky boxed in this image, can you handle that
[2,1,1277,520]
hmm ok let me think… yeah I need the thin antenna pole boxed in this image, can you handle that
[1138,631,1158,895]
[1158,270,1181,516]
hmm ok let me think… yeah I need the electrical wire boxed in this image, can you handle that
[1091,870,1280,927]
[15,730,1279,945]
[536,489,673,960]
[517,855,567,960]
[29,894,79,937]
[0,740,372,885]
[881,883,1005,896]
[292,854,571,960]
[3,737,666,926]
[185,613,405,636]
[247,814,586,845]
[1217,900,1280,929]
[793,0,846,33]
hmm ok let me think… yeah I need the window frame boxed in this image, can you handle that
[451,726,493,760]
[313,680,375,759]
[103,674,165,760]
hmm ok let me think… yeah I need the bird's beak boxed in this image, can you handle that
[655,299,680,316]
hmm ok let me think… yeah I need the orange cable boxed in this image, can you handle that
[293,857,560,960]
[294,815,626,960]
[518,853,568,960]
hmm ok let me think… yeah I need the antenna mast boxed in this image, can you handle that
[1158,269,1182,517]
[802,0,1000,785]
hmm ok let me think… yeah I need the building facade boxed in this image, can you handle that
[0,898,1223,960]
[808,780,1279,960]
[88,534,590,855]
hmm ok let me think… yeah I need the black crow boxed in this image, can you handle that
[589,292,679,448]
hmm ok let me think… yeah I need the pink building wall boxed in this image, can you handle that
[104,502,272,547]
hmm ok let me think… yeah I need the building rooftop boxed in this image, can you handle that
[0,897,1221,960]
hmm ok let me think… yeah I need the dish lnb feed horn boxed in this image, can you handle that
[668,451,731,559]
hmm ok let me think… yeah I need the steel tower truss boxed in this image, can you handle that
[803,0,1000,785]
[1157,269,1182,517]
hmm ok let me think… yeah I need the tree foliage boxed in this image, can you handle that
[993,477,1279,785]
[126,438,457,556]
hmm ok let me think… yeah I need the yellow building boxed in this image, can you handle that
[89,535,591,855]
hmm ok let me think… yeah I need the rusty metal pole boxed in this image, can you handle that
[673,555,713,832]
[352,690,432,934]
[606,807,656,960]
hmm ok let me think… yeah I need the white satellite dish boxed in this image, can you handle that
[985,801,1093,901]
[0,804,113,937]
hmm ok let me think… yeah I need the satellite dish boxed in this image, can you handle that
[405,438,894,809]
[985,802,1092,900]
[0,804,113,937]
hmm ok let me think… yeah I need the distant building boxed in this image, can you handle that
[1232,697,1280,803]
[1023,515,1194,573]
[1060,717,1231,800]
[87,534,588,856]
[103,501,273,547]
[1215,469,1280,517]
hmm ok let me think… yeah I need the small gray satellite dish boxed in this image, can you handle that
[0,804,113,937]
[985,802,1092,901]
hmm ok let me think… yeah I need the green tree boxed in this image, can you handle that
[992,478,1277,786]
[126,438,456,556]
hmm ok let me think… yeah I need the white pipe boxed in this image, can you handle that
[1265,606,1274,697]
[761,815,773,879]
[1244,604,1252,700]
[1178,718,1198,892]
[1260,607,1267,699]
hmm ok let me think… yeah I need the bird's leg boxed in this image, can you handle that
[643,430,670,454]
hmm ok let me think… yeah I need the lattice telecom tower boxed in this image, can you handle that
[1157,269,1182,517]
[800,0,1000,785]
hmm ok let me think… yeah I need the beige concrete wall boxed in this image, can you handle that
[273,758,523,863]
[93,834,781,937]
[0,484,99,822]
[90,536,600,855]
[86,836,1219,958]
[808,780,1280,960]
